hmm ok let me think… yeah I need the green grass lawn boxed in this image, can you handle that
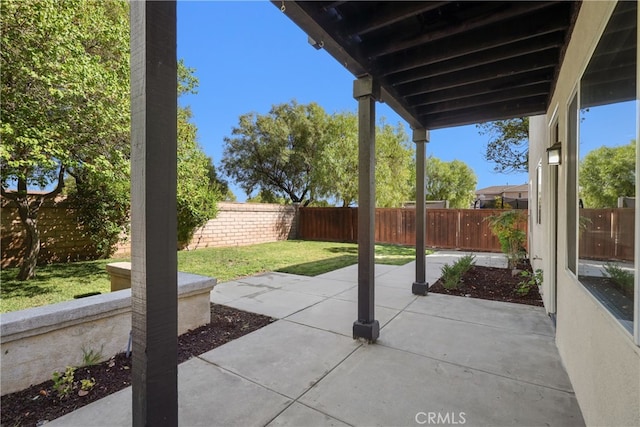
[1,240,423,313]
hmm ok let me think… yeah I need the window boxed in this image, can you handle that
[536,164,542,224]
[576,1,637,334]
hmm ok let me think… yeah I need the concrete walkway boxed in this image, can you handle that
[49,252,584,426]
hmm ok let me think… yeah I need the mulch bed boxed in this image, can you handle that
[1,304,274,427]
[429,259,544,307]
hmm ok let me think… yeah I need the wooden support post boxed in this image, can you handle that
[412,129,430,295]
[130,2,178,425]
[353,76,380,342]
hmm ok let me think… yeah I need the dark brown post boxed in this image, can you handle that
[353,76,380,342]
[130,1,178,425]
[412,129,430,295]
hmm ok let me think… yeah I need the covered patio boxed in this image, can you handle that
[48,253,583,426]
[127,1,581,424]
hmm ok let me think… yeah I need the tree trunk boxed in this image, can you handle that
[2,167,65,281]
[17,201,40,281]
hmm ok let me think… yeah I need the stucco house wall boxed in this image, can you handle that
[528,2,640,425]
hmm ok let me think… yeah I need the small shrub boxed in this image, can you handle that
[441,255,476,290]
[81,346,103,367]
[52,366,76,399]
[79,378,96,392]
[602,263,634,292]
[486,210,527,269]
[517,269,543,296]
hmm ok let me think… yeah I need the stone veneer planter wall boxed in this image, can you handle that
[0,272,215,395]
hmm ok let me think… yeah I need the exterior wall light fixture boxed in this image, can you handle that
[547,142,562,165]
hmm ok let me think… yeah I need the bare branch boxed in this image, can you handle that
[43,165,66,200]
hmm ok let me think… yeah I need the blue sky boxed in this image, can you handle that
[176,1,636,202]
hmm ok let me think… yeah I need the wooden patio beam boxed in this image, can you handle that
[385,32,565,86]
[353,76,380,343]
[412,129,429,296]
[130,1,178,425]
[368,2,555,59]
[415,83,550,116]
[375,8,571,75]
[407,70,553,107]
[421,97,548,130]
[348,2,447,37]
[396,49,558,98]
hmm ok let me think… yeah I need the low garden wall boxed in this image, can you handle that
[0,272,216,395]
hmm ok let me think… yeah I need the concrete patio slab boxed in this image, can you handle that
[379,310,573,391]
[267,402,350,427]
[406,292,555,336]
[374,263,417,289]
[236,272,310,287]
[316,263,398,282]
[299,344,583,427]
[210,281,273,304]
[224,288,325,319]
[48,358,292,427]
[286,298,400,337]
[47,387,131,426]
[334,283,418,310]
[199,319,360,399]
[46,257,584,427]
[278,276,356,297]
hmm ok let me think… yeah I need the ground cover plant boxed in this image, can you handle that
[1,240,419,312]
[440,254,476,290]
[430,258,543,306]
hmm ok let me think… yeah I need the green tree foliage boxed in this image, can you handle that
[206,158,235,201]
[176,61,220,247]
[1,0,129,279]
[246,189,288,204]
[314,113,414,207]
[579,140,636,208]
[486,210,527,269]
[222,100,329,205]
[374,120,414,207]
[476,118,529,173]
[67,160,130,259]
[313,112,359,207]
[177,106,220,247]
[424,157,478,208]
[1,0,218,276]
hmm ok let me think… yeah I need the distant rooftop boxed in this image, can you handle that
[475,184,528,196]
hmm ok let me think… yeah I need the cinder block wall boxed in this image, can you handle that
[187,202,299,249]
[0,197,101,268]
[1,199,299,268]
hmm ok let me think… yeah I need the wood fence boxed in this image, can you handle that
[579,208,635,261]
[298,208,523,253]
[299,207,635,261]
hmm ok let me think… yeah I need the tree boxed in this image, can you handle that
[424,156,477,208]
[1,0,218,276]
[206,159,235,201]
[222,100,329,205]
[313,112,359,206]
[373,120,414,207]
[314,113,414,207]
[177,107,220,247]
[175,61,220,247]
[476,118,529,173]
[1,0,130,280]
[579,140,636,208]
[246,189,288,204]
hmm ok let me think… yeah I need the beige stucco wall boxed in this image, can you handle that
[529,2,640,425]
[1,273,214,395]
